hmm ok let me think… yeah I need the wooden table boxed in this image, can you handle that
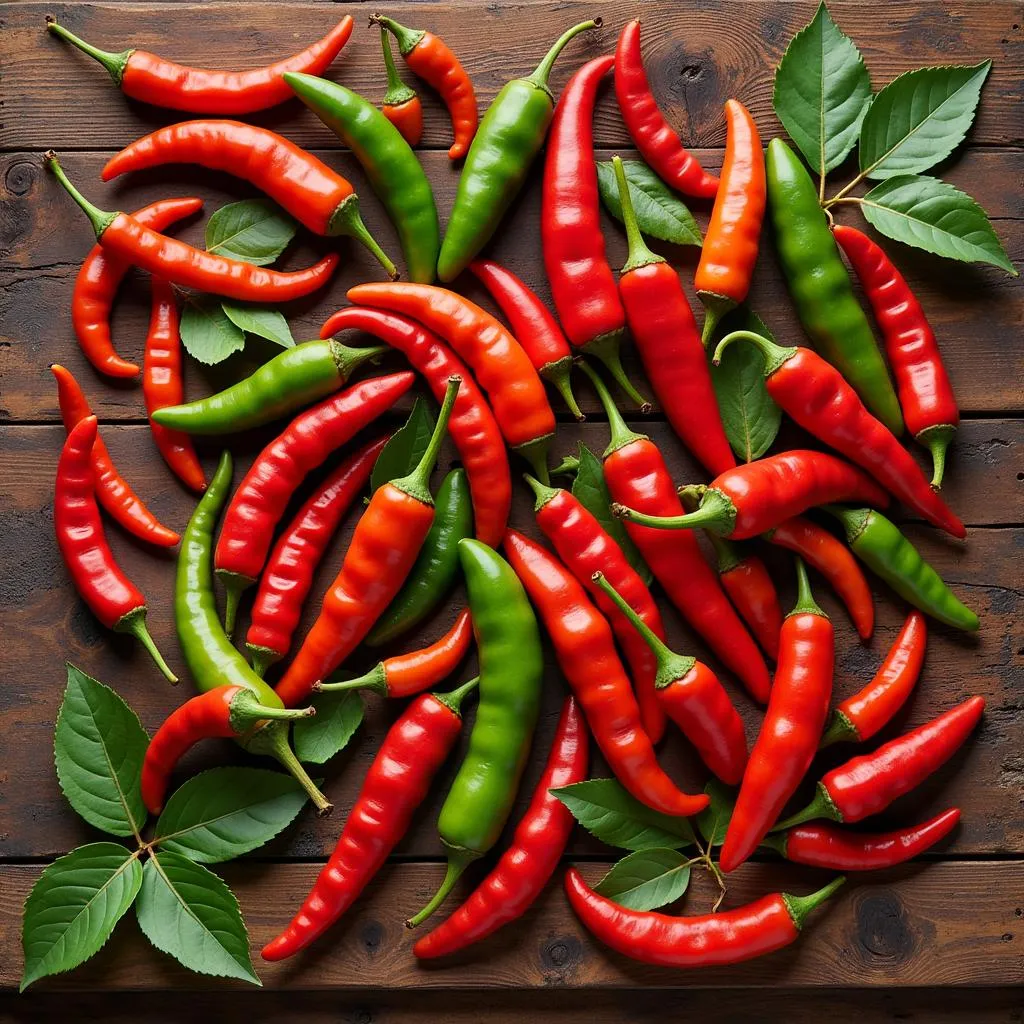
[1,1,1021,1019]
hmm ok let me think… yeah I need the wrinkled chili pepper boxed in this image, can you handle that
[379,27,423,147]
[414,696,588,959]
[55,416,177,683]
[720,560,834,873]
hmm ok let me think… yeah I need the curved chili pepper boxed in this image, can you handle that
[610,155,734,475]
[379,28,423,147]
[261,676,479,961]
[579,362,771,703]
[72,196,202,379]
[414,696,588,959]
[821,611,927,748]
[714,330,965,539]
[503,529,708,817]
[695,99,766,342]
[47,15,354,114]
[372,14,478,160]
[51,364,180,548]
[720,560,834,873]
[142,279,205,493]
[565,869,843,968]
[320,305,511,547]
[55,416,176,683]
[833,224,958,488]
[215,372,414,633]
[613,21,718,199]
[777,696,984,829]
[593,573,747,785]
[469,259,582,420]
[274,379,460,708]
[99,123,395,275]
[48,154,341,302]
[244,437,387,677]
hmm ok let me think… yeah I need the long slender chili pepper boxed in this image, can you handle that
[215,372,413,633]
[371,14,478,160]
[437,19,601,282]
[275,379,460,708]
[414,696,589,959]
[714,330,965,539]
[503,530,708,816]
[99,123,395,275]
[320,305,511,546]
[469,259,582,420]
[51,364,180,548]
[565,870,844,968]
[613,21,718,199]
[379,28,423,147]
[580,362,772,703]
[244,437,387,677]
[821,611,927,748]
[46,15,354,114]
[610,155,734,475]
[776,696,985,829]
[48,154,341,301]
[55,417,176,683]
[833,224,959,488]
[823,506,978,632]
[407,540,543,929]
[261,677,479,961]
[593,573,747,785]
[142,279,205,493]
[72,196,202,378]
[720,560,834,873]
[695,99,765,342]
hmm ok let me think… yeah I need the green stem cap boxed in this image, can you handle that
[818,709,858,749]
[550,454,581,478]
[582,329,651,410]
[315,662,388,697]
[523,472,561,512]
[217,570,255,637]
[46,17,133,86]
[789,557,826,618]
[612,155,664,274]
[324,191,398,279]
[45,152,117,239]
[782,876,846,931]
[772,781,843,833]
[370,14,426,57]
[820,505,871,545]
[515,435,552,486]
[331,341,389,381]
[247,645,280,680]
[405,845,479,928]
[433,675,480,714]
[678,488,740,572]
[918,424,956,490]
[577,360,649,457]
[117,608,177,684]
[523,19,602,96]
[541,356,585,421]
[698,295,737,350]
[253,720,333,816]
[712,329,796,376]
[393,376,461,504]
[230,690,315,732]
[613,487,738,537]
[381,28,417,106]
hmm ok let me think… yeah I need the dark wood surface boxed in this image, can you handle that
[1,0,1021,1017]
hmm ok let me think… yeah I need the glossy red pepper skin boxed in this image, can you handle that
[414,696,589,959]
[383,96,423,147]
[718,555,783,662]
[613,21,718,199]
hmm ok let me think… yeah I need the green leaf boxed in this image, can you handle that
[54,665,148,838]
[773,2,872,174]
[21,844,142,992]
[205,199,298,266]
[860,175,1017,275]
[293,690,365,765]
[695,779,737,848]
[596,160,702,246]
[152,768,311,864]
[370,397,435,493]
[221,303,295,349]
[709,308,783,461]
[136,851,260,985]
[572,444,652,586]
[180,296,246,365]
[551,778,696,852]
[859,63,991,179]
[593,848,691,912]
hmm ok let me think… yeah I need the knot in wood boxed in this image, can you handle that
[854,890,917,962]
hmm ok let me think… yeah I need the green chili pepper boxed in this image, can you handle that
[406,538,543,927]
[766,139,903,436]
[823,505,978,632]
[153,341,386,434]
[366,468,474,646]
[436,18,601,283]
[284,72,440,284]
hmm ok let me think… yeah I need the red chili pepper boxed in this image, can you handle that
[833,224,959,488]
[320,305,511,546]
[821,611,927,748]
[613,20,718,199]
[720,560,834,873]
[580,363,771,703]
[261,677,479,961]
[565,869,844,968]
[72,196,202,378]
[503,529,708,817]
[51,364,180,548]
[414,695,588,959]
[713,330,965,539]
[54,416,176,683]
[244,437,387,676]
[378,27,423,147]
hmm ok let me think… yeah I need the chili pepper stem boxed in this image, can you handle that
[820,505,871,544]
[44,153,117,239]
[758,832,788,856]
[713,329,797,376]
[698,297,734,349]
[611,155,664,274]
[550,454,580,477]
[612,488,736,537]
[393,376,460,504]
[316,663,388,697]
[381,27,417,106]
[370,14,425,57]
[432,675,480,714]
[789,558,826,618]
[523,472,559,512]
[819,710,858,749]
[117,608,178,684]
[516,436,552,486]
[231,690,315,731]
[248,646,279,680]
[772,782,842,833]
[582,331,651,410]
[406,845,477,928]
[919,424,955,489]
[45,17,132,85]
[249,720,333,816]
[577,360,648,456]
[782,876,846,930]
[524,19,602,95]
[543,356,585,421]
[326,193,399,279]
[218,571,253,637]
[331,341,390,378]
